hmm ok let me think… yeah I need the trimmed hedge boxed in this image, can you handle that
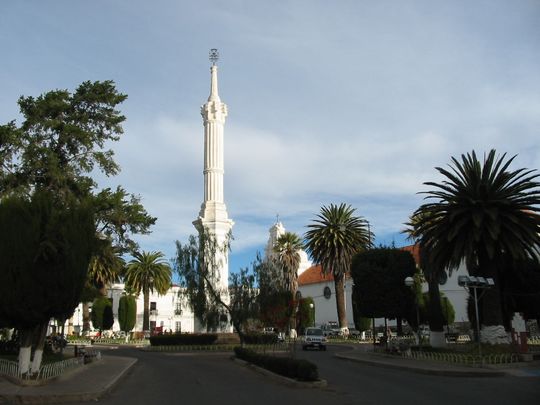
[150,333,218,346]
[242,333,278,345]
[234,347,318,381]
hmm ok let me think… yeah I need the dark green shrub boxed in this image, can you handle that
[103,304,114,330]
[91,297,112,330]
[118,295,136,333]
[234,347,319,381]
[149,333,218,346]
[243,333,278,345]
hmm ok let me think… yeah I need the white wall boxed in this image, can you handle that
[298,268,470,329]
[108,284,195,333]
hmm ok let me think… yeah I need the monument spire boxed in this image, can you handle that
[208,48,220,102]
[193,49,234,332]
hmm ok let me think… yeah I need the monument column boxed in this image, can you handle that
[193,49,234,331]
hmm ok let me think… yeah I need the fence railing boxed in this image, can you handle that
[0,358,21,379]
[68,338,149,346]
[0,349,101,381]
[402,350,520,366]
[37,356,84,380]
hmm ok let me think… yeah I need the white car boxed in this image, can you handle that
[302,327,327,351]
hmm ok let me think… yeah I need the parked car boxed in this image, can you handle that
[302,327,327,351]
[321,322,341,337]
[348,328,362,338]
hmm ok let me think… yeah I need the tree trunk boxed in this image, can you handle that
[427,276,444,331]
[82,302,91,331]
[143,286,150,331]
[396,316,403,336]
[478,252,509,343]
[18,327,35,375]
[290,286,297,334]
[334,274,348,332]
[30,322,48,375]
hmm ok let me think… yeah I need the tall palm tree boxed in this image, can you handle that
[273,232,303,332]
[304,203,372,331]
[413,150,540,342]
[125,251,172,331]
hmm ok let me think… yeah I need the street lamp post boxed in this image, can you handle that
[404,276,422,352]
[309,303,314,327]
[458,276,494,362]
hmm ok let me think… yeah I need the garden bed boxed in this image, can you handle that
[234,347,319,382]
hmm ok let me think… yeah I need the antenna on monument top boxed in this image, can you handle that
[209,48,219,66]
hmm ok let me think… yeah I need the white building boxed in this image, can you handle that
[297,244,470,329]
[107,283,195,333]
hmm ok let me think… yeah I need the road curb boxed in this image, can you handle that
[0,357,138,404]
[231,357,327,388]
[335,353,506,377]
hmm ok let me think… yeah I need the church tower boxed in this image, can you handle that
[193,49,234,330]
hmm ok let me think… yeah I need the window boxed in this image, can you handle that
[150,321,156,331]
[175,302,182,315]
[175,321,181,332]
[150,302,157,311]
[323,286,332,299]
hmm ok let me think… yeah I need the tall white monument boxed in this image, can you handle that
[193,49,234,330]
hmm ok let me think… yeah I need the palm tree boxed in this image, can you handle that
[88,240,125,296]
[125,251,172,331]
[413,150,540,342]
[82,239,125,331]
[304,203,372,332]
[273,232,303,333]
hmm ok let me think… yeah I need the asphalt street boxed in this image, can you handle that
[74,345,539,405]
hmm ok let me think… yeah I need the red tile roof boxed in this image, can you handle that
[298,265,351,286]
[400,244,420,266]
[299,245,421,286]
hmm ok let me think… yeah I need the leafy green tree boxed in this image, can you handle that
[297,297,315,334]
[118,295,137,334]
[91,297,111,331]
[125,251,172,331]
[255,257,292,333]
[0,81,127,200]
[273,232,303,332]
[0,81,156,335]
[0,192,95,374]
[103,302,114,331]
[412,150,540,342]
[229,267,259,342]
[304,203,372,331]
[351,247,417,332]
[403,215,446,340]
[92,186,156,253]
[175,230,260,342]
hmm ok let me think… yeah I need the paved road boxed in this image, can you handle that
[296,344,540,405]
[82,346,538,405]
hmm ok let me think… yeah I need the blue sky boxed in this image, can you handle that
[1,0,539,273]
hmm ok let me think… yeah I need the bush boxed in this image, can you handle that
[242,333,278,345]
[234,347,319,381]
[149,333,218,346]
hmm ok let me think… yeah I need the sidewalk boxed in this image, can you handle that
[0,355,137,404]
[335,347,540,377]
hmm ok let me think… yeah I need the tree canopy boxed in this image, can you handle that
[351,247,416,322]
[412,150,540,330]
